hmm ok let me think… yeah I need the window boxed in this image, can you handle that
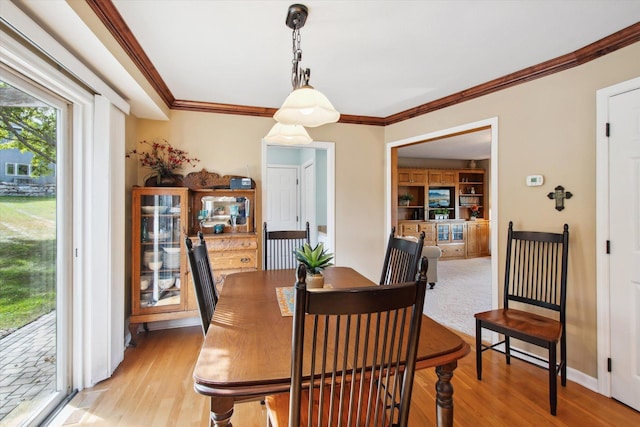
[5,162,32,176]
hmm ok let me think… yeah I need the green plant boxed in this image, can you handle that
[434,207,450,215]
[399,193,414,202]
[293,242,334,275]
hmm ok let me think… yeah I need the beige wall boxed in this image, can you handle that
[126,40,640,378]
[131,111,386,281]
[385,42,640,377]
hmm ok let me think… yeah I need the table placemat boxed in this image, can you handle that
[276,287,295,316]
[276,284,335,317]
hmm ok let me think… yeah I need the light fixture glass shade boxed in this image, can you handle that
[263,123,313,145]
[274,86,340,127]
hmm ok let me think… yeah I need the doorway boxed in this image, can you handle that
[0,68,72,425]
[261,140,335,258]
[386,118,500,335]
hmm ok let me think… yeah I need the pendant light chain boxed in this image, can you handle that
[291,26,303,90]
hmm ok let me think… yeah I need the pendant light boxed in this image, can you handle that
[264,4,339,145]
[264,123,312,145]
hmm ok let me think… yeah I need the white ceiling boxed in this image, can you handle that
[107,0,640,118]
[8,1,640,159]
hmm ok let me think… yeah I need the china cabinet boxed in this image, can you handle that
[129,187,196,345]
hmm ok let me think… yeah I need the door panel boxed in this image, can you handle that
[266,166,299,230]
[610,87,640,411]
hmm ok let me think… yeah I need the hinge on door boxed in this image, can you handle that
[606,240,611,254]
[606,123,610,137]
[607,357,612,372]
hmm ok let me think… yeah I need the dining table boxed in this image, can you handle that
[193,267,470,427]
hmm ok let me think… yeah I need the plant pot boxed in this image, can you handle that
[306,273,324,289]
[400,200,411,206]
[145,174,184,187]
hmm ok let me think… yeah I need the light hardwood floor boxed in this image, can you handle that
[50,326,639,426]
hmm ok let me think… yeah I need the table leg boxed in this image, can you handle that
[435,361,457,427]
[209,397,234,427]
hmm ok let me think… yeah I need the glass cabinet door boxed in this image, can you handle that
[132,188,188,314]
[451,224,465,242]
[437,224,450,242]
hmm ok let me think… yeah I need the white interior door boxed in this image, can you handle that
[609,87,640,411]
[266,165,299,230]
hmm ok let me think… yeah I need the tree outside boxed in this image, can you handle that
[0,79,57,336]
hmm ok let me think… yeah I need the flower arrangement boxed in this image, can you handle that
[470,205,480,218]
[126,139,199,182]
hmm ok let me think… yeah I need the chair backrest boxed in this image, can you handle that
[504,221,569,318]
[289,258,428,427]
[263,221,310,270]
[379,227,425,285]
[185,231,218,335]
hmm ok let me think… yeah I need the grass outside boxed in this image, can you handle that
[0,196,56,335]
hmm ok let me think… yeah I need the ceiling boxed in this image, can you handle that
[7,1,640,158]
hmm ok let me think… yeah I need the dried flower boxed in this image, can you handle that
[126,139,199,177]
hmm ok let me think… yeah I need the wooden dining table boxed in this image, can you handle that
[193,267,470,427]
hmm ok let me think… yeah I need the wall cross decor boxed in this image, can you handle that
[547,185,573,211]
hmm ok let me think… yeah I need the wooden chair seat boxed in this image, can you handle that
[266,380,382,427]
[475,308,562,344]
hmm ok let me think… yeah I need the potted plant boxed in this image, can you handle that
[126,139,200,186]
[399,193,414,206]
[434,207,450,220]
[293,242,334,288]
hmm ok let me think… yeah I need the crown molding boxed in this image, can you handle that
[87,1,640,126]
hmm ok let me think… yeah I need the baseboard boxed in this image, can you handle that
[124,317,200,347]
[489,342,599,392]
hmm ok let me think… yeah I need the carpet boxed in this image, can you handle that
[423,256,492,338]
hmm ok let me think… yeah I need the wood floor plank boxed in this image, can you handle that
[49,326,639,426]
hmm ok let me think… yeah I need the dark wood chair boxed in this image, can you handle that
[185,231,218,335]
[265,258,428,427]
[379,227,425,285]
[475,221,569,415]
[263,221,310,270]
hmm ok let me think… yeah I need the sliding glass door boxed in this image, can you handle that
[0,70,72,426]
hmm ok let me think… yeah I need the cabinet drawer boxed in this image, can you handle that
[206,237,258,251]
[439,243,466,259]
[400,223,419,234]
[210,250,257,270]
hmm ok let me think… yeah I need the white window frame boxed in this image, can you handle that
[2,5,129,425]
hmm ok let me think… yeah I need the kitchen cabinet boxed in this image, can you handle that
[129,187,196,345]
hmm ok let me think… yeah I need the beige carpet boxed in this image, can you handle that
[423,256,492,337]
